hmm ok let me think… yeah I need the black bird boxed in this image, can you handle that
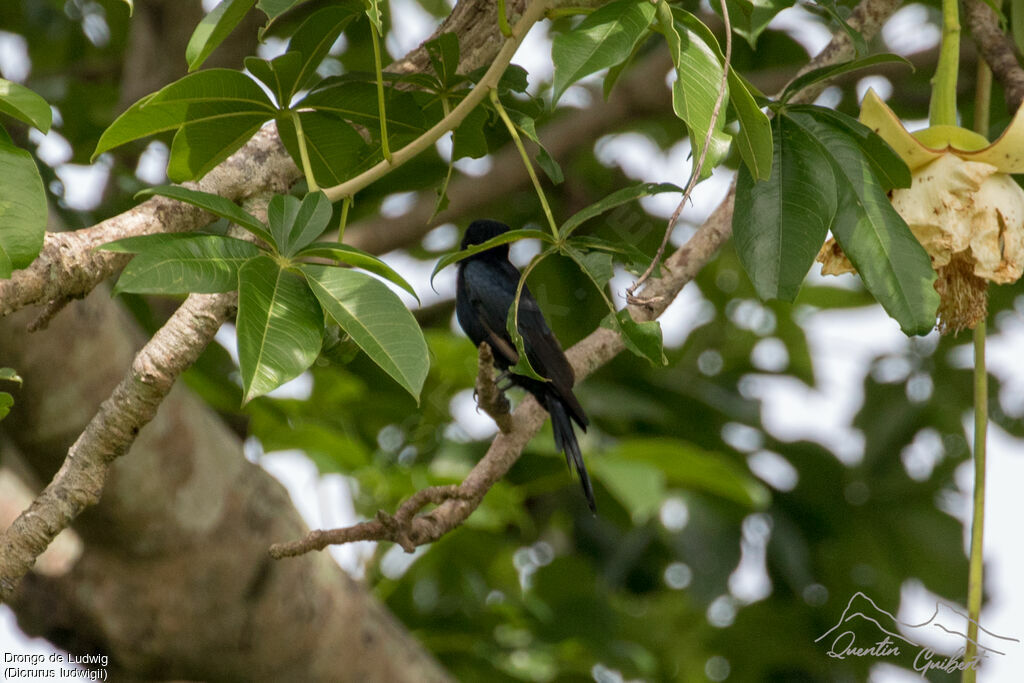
[455,219,595,512]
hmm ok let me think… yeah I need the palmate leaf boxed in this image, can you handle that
[551,0,656,105]
[107,234,261,294]
[733,114,837,301]
[237,255,324,402]
[0,138,46,278]
[300,264,428,401]
[785,109,938,335]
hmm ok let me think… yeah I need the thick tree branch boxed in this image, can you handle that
[270,0,899,558]
[0,292,236,601]
[965,0,1024,113]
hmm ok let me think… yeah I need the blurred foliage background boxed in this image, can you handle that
[3,0,1024,680]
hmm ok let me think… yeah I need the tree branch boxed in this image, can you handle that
[0,291,237,602]
[269,0,901,558]
[964,0,1024,114]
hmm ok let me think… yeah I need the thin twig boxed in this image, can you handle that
[627,0,733,303]
[474,343,513,433]
[964,0,1024,114]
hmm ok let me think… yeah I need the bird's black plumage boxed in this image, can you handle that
[455,220,595,511]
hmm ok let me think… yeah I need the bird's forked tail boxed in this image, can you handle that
[546,394,596,513]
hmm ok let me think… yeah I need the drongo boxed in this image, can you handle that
[455,219,595,512]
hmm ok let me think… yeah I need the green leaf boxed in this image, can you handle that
[431,228,554,284]
[364,0,383,34]
[558,181,682,239]
[780,53,913,104]
[0,392,12,421]
[167,113,269,182]
[728,69,773,181]
[733,114,836,301]
[135,185,273,244]
[0,368,23,385]
[0,79,52,133]
[257,0,303,20]
[276,110,372,187]
[451,105,490,160]
[237,255,324,402]
[566,235,653,275]
[601,309,666,365]
[567,246,614,290]
[186,0,256,72]
[120,0,134,16]
[787,110,938,335]
[588,454,665,522]
[93,69,275,160]
[800,106,911,190]
[111,234,261,294]
[0,140,46,278]
[287,191,333,256]
[425,32,461,88]
[266,191,333,257]
[658,3,730,177]
[721,0,794,48]
[551,0,657,105]
[299,80,427,137]
[815,0,868,56]
[300,264,429,401]
[612,437,770,508]
[505,108,564,184]
[297,242,418,301]
[245,52,304,107]
[287,3,364,94]
[99,232,225,253]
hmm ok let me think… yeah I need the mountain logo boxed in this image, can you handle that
[815,591,1019,676]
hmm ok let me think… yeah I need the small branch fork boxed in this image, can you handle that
[268,0,904,560]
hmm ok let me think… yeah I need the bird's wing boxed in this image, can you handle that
[515,286,589,428]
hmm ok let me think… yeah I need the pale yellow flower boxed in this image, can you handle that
[817,89,1024,333]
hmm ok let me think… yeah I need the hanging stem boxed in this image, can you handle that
[496,0,513,37]
[291,111,319,192]
[337,196,352,242]
[930,0,960,126]
[370,21,392,163]
[962,52,993,683]
[489,89,558,237]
